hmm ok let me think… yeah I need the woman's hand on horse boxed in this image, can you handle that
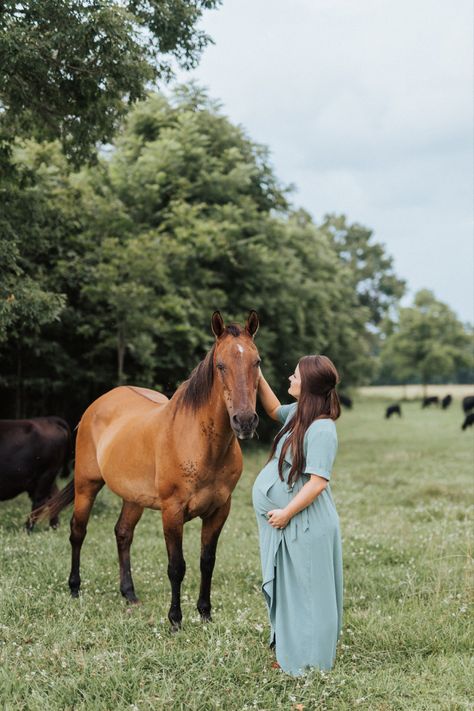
[267,509,290,529]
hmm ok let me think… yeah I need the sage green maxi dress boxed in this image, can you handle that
[252,402,343,676]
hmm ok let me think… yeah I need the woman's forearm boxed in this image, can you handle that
[285,477,327,519]
[258,374,281,418]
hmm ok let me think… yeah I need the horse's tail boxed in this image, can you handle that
[34,479,75,523]
[61,455,72,479]
[60,418,80,478]
[61,430,73,479]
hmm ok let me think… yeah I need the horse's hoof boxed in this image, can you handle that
[125,595,140,605]
[170,621,181,633]
[200,612,212,623]
[121,587,140,604]
[70,589,80,599]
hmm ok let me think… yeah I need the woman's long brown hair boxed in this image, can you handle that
[266,355,341,486]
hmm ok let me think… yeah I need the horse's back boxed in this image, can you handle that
[125,386,169,405]
[81,386,166,425]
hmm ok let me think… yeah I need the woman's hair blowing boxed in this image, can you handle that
[267,355,341,486]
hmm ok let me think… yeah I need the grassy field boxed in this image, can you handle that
[0,397,473,710]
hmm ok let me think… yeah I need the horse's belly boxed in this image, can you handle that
[97,433,161,509]
[105,475,161,509]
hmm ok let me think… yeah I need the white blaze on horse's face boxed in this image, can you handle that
[215,336,260,439]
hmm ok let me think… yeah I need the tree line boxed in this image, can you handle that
[1,3,471,428]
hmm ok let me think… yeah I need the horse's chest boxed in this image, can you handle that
[185,487,228,519]
[182,461,241,519]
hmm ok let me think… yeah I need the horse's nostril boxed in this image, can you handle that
[232,413,259,431]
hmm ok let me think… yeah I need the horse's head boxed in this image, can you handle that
[212,310,260,440]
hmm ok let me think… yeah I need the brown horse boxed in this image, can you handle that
[45,311,260,629]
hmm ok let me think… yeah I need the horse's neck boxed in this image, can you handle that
[171,381,235,454]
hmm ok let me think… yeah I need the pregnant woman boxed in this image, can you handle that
[252,355,343,676]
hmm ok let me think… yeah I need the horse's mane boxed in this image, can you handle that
[178,324,244,412]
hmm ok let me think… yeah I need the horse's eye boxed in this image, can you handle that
[217,362,225,370]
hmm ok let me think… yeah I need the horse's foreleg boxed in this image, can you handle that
[114,501,144,604]
[162,506,186,631]
[69,480,104,597]
[197,497,231,622]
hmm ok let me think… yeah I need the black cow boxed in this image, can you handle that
[441,395,452,409]
[461,413,474,431]
[385,404,401,419]
[339,394,353,409]
[422,396,439,408]
[0,417,71,531]
[462,396,474,414]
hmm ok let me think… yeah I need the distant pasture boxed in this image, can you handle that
[357,384,474,400]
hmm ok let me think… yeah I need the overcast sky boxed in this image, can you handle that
[174,0,473,324]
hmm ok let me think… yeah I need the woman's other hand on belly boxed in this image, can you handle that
[267,509,290,529]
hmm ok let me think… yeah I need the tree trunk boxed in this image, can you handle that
[15,345,23,418]
[117,325,126,384]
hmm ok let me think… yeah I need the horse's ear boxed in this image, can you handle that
[211,311,225,339]
[245,310,259,338]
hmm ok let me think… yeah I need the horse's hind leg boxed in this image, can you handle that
[114,501,144,604]
[197,497,231,622]
[69,479,104,597]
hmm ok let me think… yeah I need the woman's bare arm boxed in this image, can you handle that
[257,371,281,421]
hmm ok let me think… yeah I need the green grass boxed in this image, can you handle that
[1,398,473,710]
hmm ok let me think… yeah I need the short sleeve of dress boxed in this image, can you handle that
[303,424,338,480]
[276,403,297,424]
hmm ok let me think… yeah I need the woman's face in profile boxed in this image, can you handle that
[288,364,301,400]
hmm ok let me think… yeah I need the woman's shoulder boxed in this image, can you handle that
[274,402,298,428]
[305,417,337,438]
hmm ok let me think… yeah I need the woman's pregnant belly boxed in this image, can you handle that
[253,462,340,536]
[252,460,291,517]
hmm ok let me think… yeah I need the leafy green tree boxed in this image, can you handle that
[0,2,219,368]
[102,90,370,391]
[0,89,389,426]
[267,210,371,388]
[320,214,406,327]
[0,0,220,164]
[378,290,473,392]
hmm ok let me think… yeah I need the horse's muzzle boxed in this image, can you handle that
[231,412,259,440]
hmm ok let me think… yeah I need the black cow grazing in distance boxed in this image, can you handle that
[339,394,353,409]
[462,413,474,431]
[422,396,439,408]
[462,396,474,414]
[385,404,401,419]
[0,417,71,531]
[441,395,452,410]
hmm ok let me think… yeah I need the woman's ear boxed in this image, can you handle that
[211,311,225,338]
[245,310,259,338]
